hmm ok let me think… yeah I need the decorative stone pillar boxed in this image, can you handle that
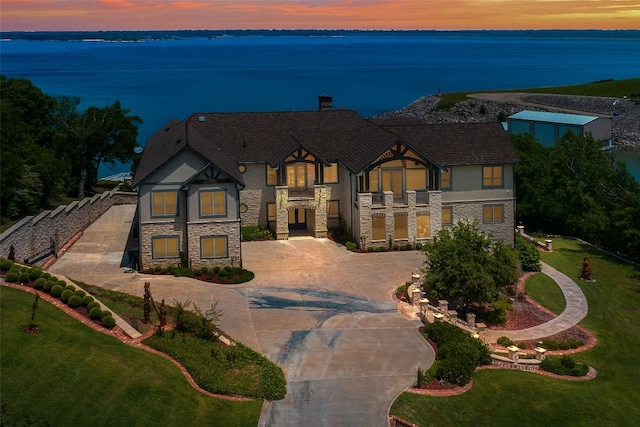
[419,298,430,317]
[314,185,328,238]
[384,191,394,245]
[438,300,449,314]
[545,239,553,252]
[517,225,525,235]
[434,313,444,322]
[411,288,422,306]
[466,312,476,329]
[508,345,520,363]
[275,186,289,240]
[535,347,547,361]
[412,271,421,286]
[447,310,458,323]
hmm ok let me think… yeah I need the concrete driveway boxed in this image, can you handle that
[49,205,434,427]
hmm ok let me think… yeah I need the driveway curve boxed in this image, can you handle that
[49,205,435,427]
[484,262,589,342]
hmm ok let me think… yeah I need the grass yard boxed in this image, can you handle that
[437,77,640,108]
[0,287,263,427]
[525,272,566,315]
[390,237,640,426]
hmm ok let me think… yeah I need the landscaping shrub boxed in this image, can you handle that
[57,280,66,287]
[34,278,46,290]
[101,315,116,329]
[4,272,19,283]
[541,355,589,377]
[200,267,208,275]
[18,272,30,283]
[51,284,64,298]
[345,241,358,251]
[41,272,51,280]
[60,289,74,303]
[63,285,76,293]
[497,336,515,347]
[515,233,542,272]
[43,280,57,293]
[212,266,221,274]
[29,268,43,280]
[241,225,273,241]
[86,301,100,312]
[422,321,490,386]
[74,290,86,299]
[89,307,104,320]
[81,295,94,307]
[539,338,584,350]
[101,311,112,319]
[0,257,14,271]
[67,295,82,308]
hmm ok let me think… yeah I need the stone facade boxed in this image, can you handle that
[187,220,242,269]
[0,189,136,266]
[139,221,186,270]
[446,199,515,245]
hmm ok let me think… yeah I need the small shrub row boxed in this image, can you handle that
[539,338,584,350]
[540,355,589,377]
[144,264,254,284]
[515,232,542,272]
[241,225,273,241]
[422,322,491,386]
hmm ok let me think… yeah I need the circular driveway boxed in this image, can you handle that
[49,205,434,427]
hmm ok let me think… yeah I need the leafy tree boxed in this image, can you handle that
[514,233,542,272]
[56,97,142,197]
[513,132,640,262]
[1,76,67,219]
[422,220,518,305]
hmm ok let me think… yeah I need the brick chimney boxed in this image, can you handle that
[318,95,332,111]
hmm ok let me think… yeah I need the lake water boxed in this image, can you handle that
[1,30,639,178]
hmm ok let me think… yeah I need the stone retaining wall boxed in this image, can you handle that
[0,189,136,266]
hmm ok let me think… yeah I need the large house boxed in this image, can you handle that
[132,99,518,270]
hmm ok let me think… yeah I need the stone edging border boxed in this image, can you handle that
[1,282,255,402]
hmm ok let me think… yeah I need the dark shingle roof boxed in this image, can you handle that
[133,111,518,187]
[375,120,519,166]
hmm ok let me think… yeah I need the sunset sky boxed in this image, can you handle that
[2,0,639,32]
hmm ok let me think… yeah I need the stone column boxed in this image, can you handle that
[438,300,449,314]
[517,225,525,235]
[314,185,328,238]
[411,288,422,306]
[545,239,553,251]
[407,190,417,245]
[508,345,520,363]
[535,347,547,361]
[384,191,394,246]
[275,186,289,240]
[428,191,442,238]
[466,312,476,329]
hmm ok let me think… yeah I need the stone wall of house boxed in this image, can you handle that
[448,199,515,245]
[238,164,275,229]
[139,221,186,270]
[186,220,242,269]
[0,189,136,266]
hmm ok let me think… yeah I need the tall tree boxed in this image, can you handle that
[422,220,519,306]
[57,98,142,197]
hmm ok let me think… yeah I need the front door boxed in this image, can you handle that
[288,208,306,230]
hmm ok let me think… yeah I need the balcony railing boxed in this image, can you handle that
[369,191,429,206]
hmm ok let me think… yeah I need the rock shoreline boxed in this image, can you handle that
[375,93,640,147]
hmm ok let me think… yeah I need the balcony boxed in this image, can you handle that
[370,191,429,207]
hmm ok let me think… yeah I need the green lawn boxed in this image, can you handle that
[0,287,263,427]
[437,77,640,108]
[390,237,640,426]
[525,272,566,315]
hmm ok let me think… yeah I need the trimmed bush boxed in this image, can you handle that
[51,284,64,298]
[0,257,14,271]
[34,278,47,290]
[101,311,112,319]
[4,272,20,283]
[345,241,358,251]
[541,355,589,377]
[67,295,82,308]
[74,290,86,299]
[63,285,76,293]
[89,307,104,320]
[29,268,43,281]
[81,295,95,307]
[57,280,67,287]
[86,301,100,312]
[497,336,515,347]
[43,280,57,293]
[60,289,75,303]
[41,272,51,280]
[101,316,116,329]
[515,233,542,272]
[18,272,30,283]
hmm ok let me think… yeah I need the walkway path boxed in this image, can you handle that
[484,262,589,342]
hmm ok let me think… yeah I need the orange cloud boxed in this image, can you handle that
[1,0,639,31]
